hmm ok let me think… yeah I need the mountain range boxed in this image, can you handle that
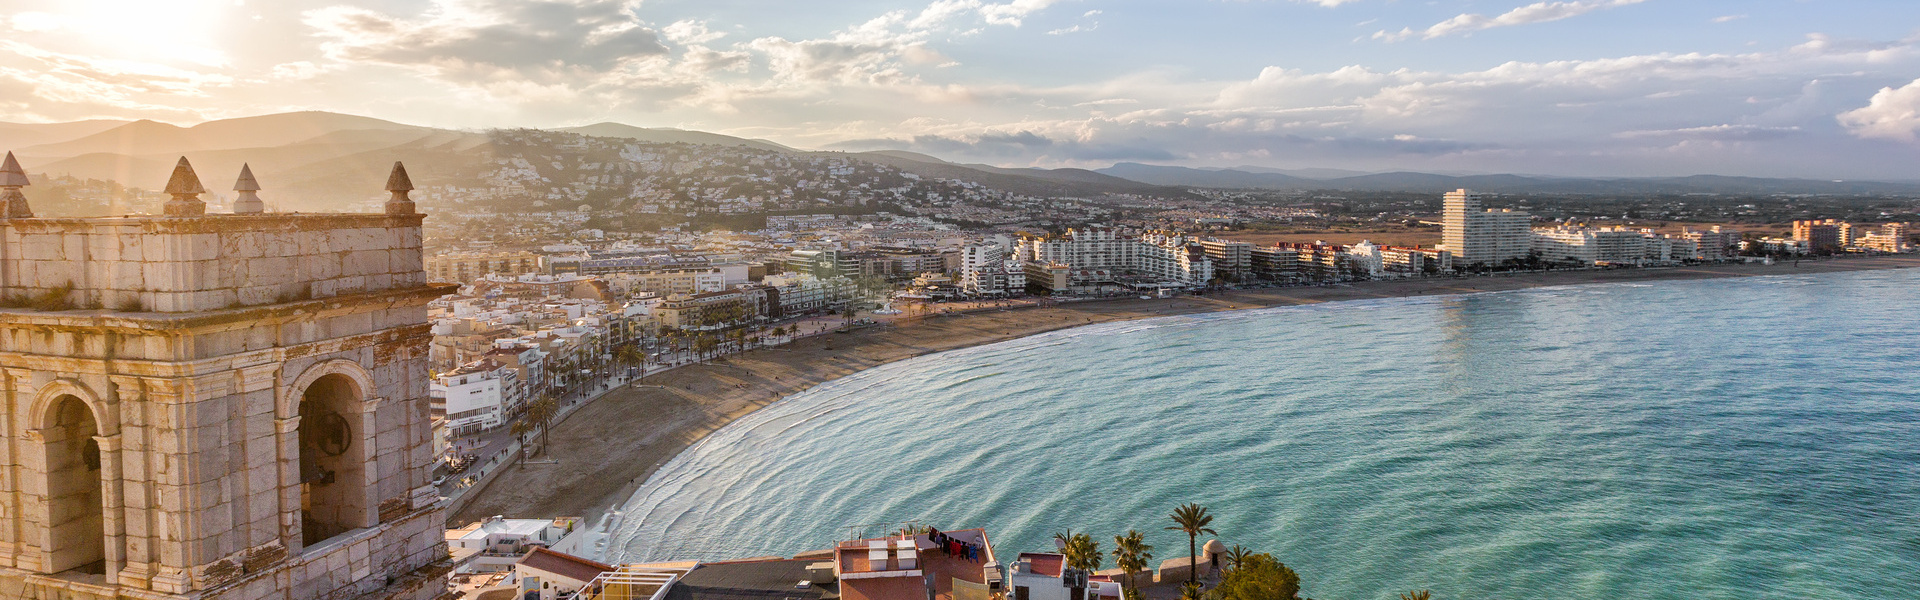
[3,110,1916,214]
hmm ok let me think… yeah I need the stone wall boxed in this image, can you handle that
[0,214,425,313]
[0,212,455,600]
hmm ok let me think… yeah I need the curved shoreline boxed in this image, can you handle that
[451,255,1920,528]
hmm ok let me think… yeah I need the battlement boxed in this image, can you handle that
[0,213,425,313]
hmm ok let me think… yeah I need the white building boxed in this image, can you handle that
[515,547,615,600]
[446,516,587,573]
[1531,226,1649,265]
[1008,553,1125,600]
[1441,189,1531,266]
[960,243,1025,297]
[431,359,519,436]
[1018,228,1214,288]
[1683,226,1742,260]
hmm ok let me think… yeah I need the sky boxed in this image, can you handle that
[4,0,1920,178]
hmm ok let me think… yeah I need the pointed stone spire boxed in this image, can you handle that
[232,163,264,214]
[383,161,416,215]
[162,156,207,217]
[0,151,31,218]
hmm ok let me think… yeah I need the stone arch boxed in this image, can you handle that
[283,359,375,419]
[38,394,105,574]
[287,360,376,548]
[28,379,113,436]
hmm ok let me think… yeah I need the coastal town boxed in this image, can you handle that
[0,148,1915,600]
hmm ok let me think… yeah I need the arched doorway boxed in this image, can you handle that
[298,373,367,547]
[43,395,104,574]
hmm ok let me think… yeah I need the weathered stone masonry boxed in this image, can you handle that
[0,156,455,600]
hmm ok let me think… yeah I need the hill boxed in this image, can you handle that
[1098,163,1920,195]
[554,123,796,153]
[19,111,422,158]
[0,120,130,152]
[851,152,1198,200]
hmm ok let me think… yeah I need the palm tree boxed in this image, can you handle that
[617,344,647,384]
[1223,545,1254,574]
[1111,530,1153,590]
[509,419,535,460]
[1179,581,1202,600]
[524,394,559,455]
[1165,503,1216,585]
[1061,532,1102,572]
[1400,591,1431,600]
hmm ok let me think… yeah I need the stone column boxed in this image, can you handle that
[94,434,124,585]
[357,397,382,528]
[274,416,301,556]
[0,368,22,569]
[110,375,155,591]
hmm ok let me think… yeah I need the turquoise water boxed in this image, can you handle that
[608,269,1920,600]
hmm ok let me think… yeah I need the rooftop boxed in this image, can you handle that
[519,547,616,583]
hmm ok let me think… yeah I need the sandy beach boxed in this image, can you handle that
[451,254,1920,525]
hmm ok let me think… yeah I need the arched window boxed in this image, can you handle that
[298,373,367,547]
[43,395,104,574]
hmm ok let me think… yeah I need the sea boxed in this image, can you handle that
[603,268,1920,600]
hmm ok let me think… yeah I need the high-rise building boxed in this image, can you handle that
[1197,239,1253,281]
[1682,226,1741,261]
[1440,189,1531,266]
[0,154,450,599]
[1791,220,1843,252]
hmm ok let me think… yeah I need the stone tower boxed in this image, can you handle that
[0,156,454,599]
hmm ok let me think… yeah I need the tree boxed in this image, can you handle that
[1223,545,1255,574]
[524,394,559,455]
[1111,530,1154,590]
[617,344,647,383]
[1166,503,1217,585]
[1400,591,1431,600]
[1061,532,1102,572]
[1204,553,1298,600]
[509,419,535,456]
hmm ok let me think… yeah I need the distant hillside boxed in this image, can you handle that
[0,120,129,152]
[555,123,796,153]
[20,111,422,158]
[849,152,1199,200]
[1100,163,1317,188]
[1099,163,1920,195]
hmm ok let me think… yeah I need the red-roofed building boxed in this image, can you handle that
[836,528,998,600]
[517,547,617,600]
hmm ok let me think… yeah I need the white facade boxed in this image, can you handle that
[1018,228,1214,287]
[960,243,1025,296]
[431,360,518,435]
[1683,226,1742,260]
[1441,189,1531,266]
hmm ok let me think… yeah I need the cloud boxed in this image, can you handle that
[1615,124,1803,141]
[1839,78,1920,141]
[1711,14,1747,24]
[1375,0,1648,42]
[303,0,668,84]
[979,0,1064,26]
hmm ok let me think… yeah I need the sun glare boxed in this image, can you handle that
[46,0,231,67]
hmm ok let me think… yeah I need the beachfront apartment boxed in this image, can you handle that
[431,359,521,436]
[1684,226,1742,260]
[1198,238,1254,281]
[1440,189,1532,267]
[1017,228,1214,289]
[961,243,1028,297]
